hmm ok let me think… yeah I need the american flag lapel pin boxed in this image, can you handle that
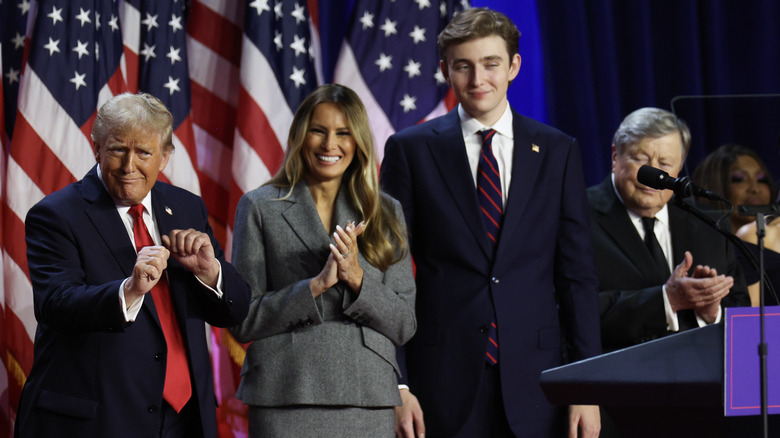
[532,144,540,153]
[165,206,173,215]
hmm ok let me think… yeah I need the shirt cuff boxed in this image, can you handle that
[696,305,723,327]
[194,263,224,298]
[662,284,680,332]
[119,278,144,322]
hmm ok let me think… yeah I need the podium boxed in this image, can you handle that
[540,324,780,437]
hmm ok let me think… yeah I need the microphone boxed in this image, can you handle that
[636,165,727,202]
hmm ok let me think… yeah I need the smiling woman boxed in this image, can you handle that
[301,102,356,191]
[692,143,776,233]
[229,84,416,438]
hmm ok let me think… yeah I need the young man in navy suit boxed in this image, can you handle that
[381,7,601,438]
[15,93,250,438]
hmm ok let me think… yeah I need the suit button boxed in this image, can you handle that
[148,405,159,413]
[154,353,163,361]
[491,277,500,284]
[228,298,233,305]
[479,325,489,334]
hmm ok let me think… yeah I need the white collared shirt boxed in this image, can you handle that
[96,166,223,322]
[610,173,722,330]
[459,103,514,207]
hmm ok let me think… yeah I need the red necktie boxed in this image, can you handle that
[128,204,192,412]
[477,129,501,365]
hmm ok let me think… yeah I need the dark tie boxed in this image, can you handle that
[477,129,501,364]
[477,129,503,255]
[129,204,192,412]
[641,216,670,277]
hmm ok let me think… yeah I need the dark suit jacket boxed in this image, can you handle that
[587,177,750,352]
[15,166,250,438]
[381,109,601,437]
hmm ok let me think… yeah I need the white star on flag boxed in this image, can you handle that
[163,76,180,95]
[48,6,63,25]
[142,13,158,31]
[289,66,307,88]
[400,93,417,112]
[409,26,426,44]
[140,43,156,61]
[69,71,86,89]
[375,53,393,72]
[44,37,61,55]
[359,11,374,29]
[72,40,89,59]
[404,59,422,78]
[75,7,91,27]
[381,19,398,37]
[250,0,271,16]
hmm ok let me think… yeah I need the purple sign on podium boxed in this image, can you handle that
[724,306,780,416]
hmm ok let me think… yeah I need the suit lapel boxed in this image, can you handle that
[428,112,491,259]
[282,182,332,256]
[332,184,360,229]
[150,186,177,240]
[82,168,137,278]
[498,112,545,257]
[592,180,666,282]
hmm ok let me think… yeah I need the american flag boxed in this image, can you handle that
[334,0,467,161]
[0,0,465,436]
[0,40,8,437]
[227,0,320,245]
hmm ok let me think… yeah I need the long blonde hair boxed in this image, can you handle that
[266,84,407,271]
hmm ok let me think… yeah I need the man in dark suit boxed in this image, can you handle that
[381,8,601,438]
[15,93,250,438]
[587,107,749,354]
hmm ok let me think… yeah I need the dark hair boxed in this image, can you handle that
[438,7,520,62]
[692,143,777,208]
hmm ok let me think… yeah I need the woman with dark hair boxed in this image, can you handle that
[692,143,776,233]
[693,144,779,306]
[229,84,416,437]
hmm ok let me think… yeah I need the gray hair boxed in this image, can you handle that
[91,93,174,152]
[612,107,690,158]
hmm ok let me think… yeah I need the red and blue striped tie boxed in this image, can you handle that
[477,129,502,364]
[477,129,503,255]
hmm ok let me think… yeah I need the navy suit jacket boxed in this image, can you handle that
[15,167,250,438]
[381,109,601,437]
[587,177,750,352]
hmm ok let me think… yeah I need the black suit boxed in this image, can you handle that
[587,177,750,352]
[15,167,251,438]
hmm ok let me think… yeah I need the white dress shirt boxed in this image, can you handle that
[459,103,514,207]
[611,174,722,330]
[96,167,223,322]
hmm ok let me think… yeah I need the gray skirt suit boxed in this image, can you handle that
[230,182,416,437]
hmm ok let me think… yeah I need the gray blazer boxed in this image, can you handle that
[230,182,416,407]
